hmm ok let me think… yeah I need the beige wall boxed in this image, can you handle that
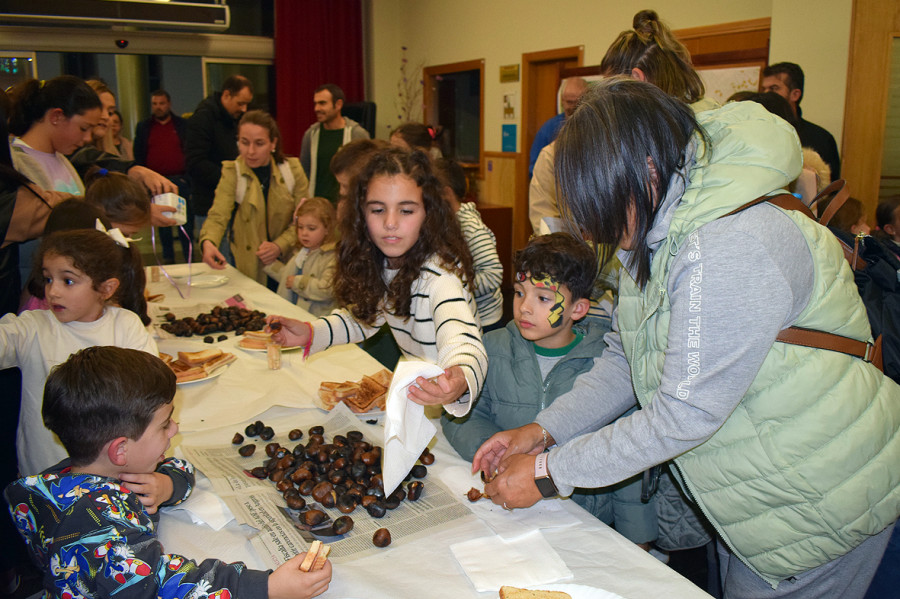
[368,0,852,153]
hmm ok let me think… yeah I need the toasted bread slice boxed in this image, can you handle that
[178,348,223,366]
[159,352,174,365]
[360,374,387,398]
[498,587,571,599]
[299,540,322,572]
[203,352,236,375]
[174,365,207,383]
[334,382,359,399]
[371,368,393,388]
[312,544,330,571]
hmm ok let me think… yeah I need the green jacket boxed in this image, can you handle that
[618,101,900,584]
[442,319,610,461]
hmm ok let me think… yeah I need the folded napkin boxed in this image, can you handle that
[165,476,234,531]
[450,529,573,592]
[382,360,444,495]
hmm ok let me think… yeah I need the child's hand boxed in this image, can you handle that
[268,553,332,599]
[256,241,281,265]
[266,316,312,347]
[407,365,468,405]
[119,472,174,514]
[202,240,227,270]
[286,275,295,288]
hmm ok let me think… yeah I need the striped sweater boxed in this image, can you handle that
[456,202,504,327]
[309,256,487,416]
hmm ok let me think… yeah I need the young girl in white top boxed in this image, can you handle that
[0,228,158,475]
[269,147,487,415]
[267,197,338,317]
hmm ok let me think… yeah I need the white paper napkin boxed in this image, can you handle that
[450,529,573,592]
[382,360,444,495]
[165,476,234,531]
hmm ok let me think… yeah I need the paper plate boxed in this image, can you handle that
[176,365,229,386]
[525,584,625,599]
[189,274,229,288]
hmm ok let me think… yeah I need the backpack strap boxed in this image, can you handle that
[720,187,883,370]
[810,179,849,227]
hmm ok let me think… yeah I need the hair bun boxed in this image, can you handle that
[632,9,660,36]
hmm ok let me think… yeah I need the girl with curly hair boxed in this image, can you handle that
[268,147,487,414]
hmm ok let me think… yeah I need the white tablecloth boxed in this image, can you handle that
[149,265,710,599]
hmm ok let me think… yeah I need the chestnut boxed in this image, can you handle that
[346,430,364,443]
[217,334,228,342]
[244,423,259,437]
[366,501,386,518]
[259,426,275,441]
[336,494,357,514]
[250,466,268,479]
[298,479,316,496]
[269,469,285,483]
[407,481,424,501]
[303,509,327,526]
[411,464,427,479]
[419,450,435,465]
[332,515,354,535]
[238,444,256,457]
[277,455,295,470]
[361,451,378,466]
[265,442,281,457]
[232,433,244,445]
[276,480,293,492]
[372,528,392,547]
[291,467,313,483]
[466,487,485,502]
[274,447,290,460]
[361,495,378,508]
[203,335,214,344]
[309,425,325,436]
[288,429,303,441]
[332,434,348,447]
[311,481,334,503]
[383,497,401,510]
[284,490,306,510]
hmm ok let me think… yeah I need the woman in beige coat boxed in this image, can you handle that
[200,111,309,285]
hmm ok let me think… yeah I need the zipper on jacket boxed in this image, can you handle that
[628,283,666,402]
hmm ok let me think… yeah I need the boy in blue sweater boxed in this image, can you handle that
[5,346,331,599]
[442,233,657,547]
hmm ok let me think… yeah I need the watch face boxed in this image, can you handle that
[535,476,557,498]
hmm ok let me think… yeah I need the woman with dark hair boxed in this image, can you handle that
[473,78,900,598]
[200,110,309,285]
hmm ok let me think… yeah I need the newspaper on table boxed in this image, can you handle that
[180,403,475,567]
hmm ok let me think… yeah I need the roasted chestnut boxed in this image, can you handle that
[366,501,386,518]
[289,429,303,441]
[239,444,256,457]
[284,489,306,510]
[250,466,268,479]
[311,481,334,503]
[259,426,275,441]
[298,479,316,496]
[244,423,259,437]
[372,528,391,547]
[467,487,485,502]
[291,467,313,483]
[303,509,327,526]
[265,442,281,457]
[407,481,424,501]
[309,425,324,436]
[232,433,244,445]
[276,480,293,492]
[360,495,378,508]
[217,334,228,342]
[336,494,358,514]
[203,335,214,344]
[346,430,364,443]
[332,515,354,535]
[269,469,285,483]
[419,450,435,465]
[411,464,427,478]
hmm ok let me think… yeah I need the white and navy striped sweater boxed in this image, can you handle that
[309,256,487,417]
[456,202,504,327]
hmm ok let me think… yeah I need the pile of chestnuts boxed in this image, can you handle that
[160,305,267,338]
[234,421,435,547]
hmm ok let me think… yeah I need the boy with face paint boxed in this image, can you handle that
[442,233,658,547]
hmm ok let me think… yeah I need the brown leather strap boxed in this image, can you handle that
[812,179,848,227]
[776,326,881,367]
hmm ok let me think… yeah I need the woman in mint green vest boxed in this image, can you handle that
[473,77,900,598]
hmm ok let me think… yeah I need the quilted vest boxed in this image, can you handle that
[617,103,900,585]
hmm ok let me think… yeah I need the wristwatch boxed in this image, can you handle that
[534,453,558,498]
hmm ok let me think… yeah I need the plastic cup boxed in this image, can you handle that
[152,192,188,226]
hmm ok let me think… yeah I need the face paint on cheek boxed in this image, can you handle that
[530,274,566,328]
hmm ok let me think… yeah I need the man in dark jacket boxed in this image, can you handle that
[135,89,191,261]
[184,75,253,238]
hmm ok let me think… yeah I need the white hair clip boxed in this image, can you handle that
[95,219,140,248]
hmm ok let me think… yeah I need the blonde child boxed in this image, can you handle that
[267,197,338,317]
[0,229,157,476]
[269,147,487,413]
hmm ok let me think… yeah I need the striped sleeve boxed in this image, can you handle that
[428,268,488,417]
[309,309,383,354]
[457,205,504,326]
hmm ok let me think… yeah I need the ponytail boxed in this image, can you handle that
[7,76,102,137]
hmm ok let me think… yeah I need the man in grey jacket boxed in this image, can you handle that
[300,84,369,203]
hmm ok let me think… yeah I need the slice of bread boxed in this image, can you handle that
[178,348,223,366]
[298,540,322,572]
[498,587,572,599]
